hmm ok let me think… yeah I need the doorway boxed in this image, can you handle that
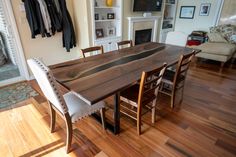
[0,0,29,87]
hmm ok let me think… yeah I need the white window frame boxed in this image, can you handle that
[0,0,29,86]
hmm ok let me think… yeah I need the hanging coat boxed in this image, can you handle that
[58,0,76,52]
[23,0,47,38]
[44,0,62,34]
[23,0,39,38]
[37,0,52,35]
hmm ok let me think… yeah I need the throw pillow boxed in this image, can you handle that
[221,24,236,43]
[230,35,236,44]
[207,33,228,43]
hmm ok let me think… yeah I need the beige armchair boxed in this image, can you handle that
[193,24,236,72]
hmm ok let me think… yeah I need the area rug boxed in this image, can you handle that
[0,82,38,109]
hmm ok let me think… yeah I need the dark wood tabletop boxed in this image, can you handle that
[50,42,197,105]
[50,42,198,134]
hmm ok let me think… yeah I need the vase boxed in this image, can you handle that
[106,0,113,7]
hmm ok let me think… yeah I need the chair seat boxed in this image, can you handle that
[63,92,105,123]
[120,84,156,107]
[162,70,185,84]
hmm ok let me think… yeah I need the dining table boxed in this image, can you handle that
[50,42,199,135]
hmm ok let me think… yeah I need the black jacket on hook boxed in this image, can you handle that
[59,0,76,52]
[23,0,76,51]
[45,0,62,34]
[23,0,47,38]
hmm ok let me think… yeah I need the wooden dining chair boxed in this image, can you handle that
[117,40,133,50]
[81,45,104,58]
[159,52,195,108]
[27,58,106,153]
[120,63,167,135]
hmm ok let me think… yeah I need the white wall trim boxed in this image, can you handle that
[215,0,224,25]
[3,0,30,81]
[0,76,25,87]
[127,16,161,43]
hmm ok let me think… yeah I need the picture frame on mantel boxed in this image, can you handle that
[199,3,211,16]
[179,6,195,19]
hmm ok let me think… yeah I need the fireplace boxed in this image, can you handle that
[127,16,160,45]
[135,29,152,45]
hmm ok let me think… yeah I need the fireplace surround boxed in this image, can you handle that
[127,16,160,44]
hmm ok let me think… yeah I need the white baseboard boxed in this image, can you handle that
[0,76,25,87]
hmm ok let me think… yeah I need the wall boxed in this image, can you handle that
[218,0,236,25]
[72,0,92,50]
[122,0,162,41]
[11,0,163,67]
[175,0,222,34]
[11,0,81,66]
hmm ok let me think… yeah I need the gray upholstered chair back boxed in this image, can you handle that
[27,58,68,113]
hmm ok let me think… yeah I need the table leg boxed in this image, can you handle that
[92,92,121,135]
[113,92,120,134]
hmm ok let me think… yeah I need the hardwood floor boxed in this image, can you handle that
[1,64,236,157]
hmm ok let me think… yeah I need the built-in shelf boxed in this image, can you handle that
[94,6,120,9]
[162,28,174,31]
[95,19,120,22]
[159,0,178,43]
[91,0,123,52]
[163,18,174,21]
[165,3,175,6]
[95,36,121,42]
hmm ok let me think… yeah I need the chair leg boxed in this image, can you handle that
[179,87,184,105]
[171,89,176,108]
[64,113,73,154]
[194,56,198,68]
[137,107,142,135]
[48,101,56,133]
[100,108,106,130]
[219,62,225,73]
[137,116,141,135]
[230,57,235,69]
[151,100,157,124]
[151,107,156,124]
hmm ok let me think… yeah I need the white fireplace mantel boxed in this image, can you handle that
[127,16,161,43]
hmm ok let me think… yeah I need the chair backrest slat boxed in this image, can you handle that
[138,63,167,108]
[27,58,68,114]
[81,46,104,58]
[173,51,195,88]
[145,75,162,87]
[117,40,133,50]
[143,84,161,95]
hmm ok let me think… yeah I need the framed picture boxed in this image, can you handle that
[107,27,116,36]
[179,6,195,19]
[96,29,104,38]
[95,13,99,20]
[107,13,115,19]
[199,3,211,16]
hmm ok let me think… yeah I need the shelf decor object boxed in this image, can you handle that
[199,3,211,16]
[107,27,116,36]
[107,13,115,19]
[95,13,99,20]
[96,28,104,38]
[179,6,195,19]
[106,0,113,7]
